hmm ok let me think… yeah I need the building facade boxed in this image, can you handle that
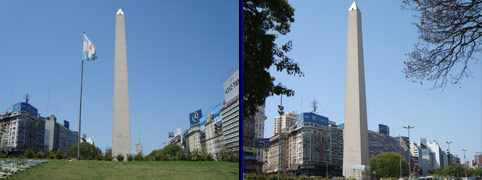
[0,102,46,153]
[274,112,297,135]
[221,96,239,153]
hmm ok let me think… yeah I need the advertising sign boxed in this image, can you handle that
[223,69,239,102]
[168,132,174,138]
[174,128,181,137]
[297,112,329,126]
[254,138,270,148]
[189,110,202,127]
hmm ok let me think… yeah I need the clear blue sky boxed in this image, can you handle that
[264,1,481,162]
[0,0,238,154]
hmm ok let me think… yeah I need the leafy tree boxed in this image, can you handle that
[243,0,303,117]
[96,154,103,161]
[127,155,134,161]
[160,144,182,157]
[66,142,100,160]
[402,0,481,89]
[370,152,409,178]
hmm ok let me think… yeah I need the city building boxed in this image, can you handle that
[186,125,201,152]
[264,132,289,174]
[204,110,224,159]
[329,122,343,176]
[254,105,267,162]
[274,112,297,135]
[426,140,442,169]
[0,101,46,153]
[475,152,482,166]
[286,112,331,177]
[221,69,239,153]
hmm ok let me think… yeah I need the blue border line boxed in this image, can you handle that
[239,0,244,178]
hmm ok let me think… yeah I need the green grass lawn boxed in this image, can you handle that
[9,160,239,180]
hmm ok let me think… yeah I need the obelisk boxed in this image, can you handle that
[343,2,370,179]
[112,8,131,161]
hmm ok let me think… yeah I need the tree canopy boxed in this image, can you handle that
[66,142,100,160]
[370,152,409,178]
[402,0,481,89]
[243,0,303,117]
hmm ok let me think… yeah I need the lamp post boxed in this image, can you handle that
[403,125,414,179]
[446,141,452,153]
[277,95,284,180]
[462,149,467,178]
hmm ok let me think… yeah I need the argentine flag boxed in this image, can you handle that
[82,33,97,61]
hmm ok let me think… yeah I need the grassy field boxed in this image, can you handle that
[9,160,239,180]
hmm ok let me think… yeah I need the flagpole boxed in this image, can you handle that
[78,33,85,159]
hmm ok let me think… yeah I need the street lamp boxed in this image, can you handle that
[277,95,284,180]
[462,149,467,178]
[446,141,452,153]
[403,125,414,179]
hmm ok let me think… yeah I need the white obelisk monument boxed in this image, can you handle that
[112,8,131,161]
[343,2,370,179]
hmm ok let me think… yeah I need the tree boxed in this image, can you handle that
[370,152,409,178]
[66,142,100,160]
[160,144,182,157]
[402,0,481,89]
[243,0,303,117]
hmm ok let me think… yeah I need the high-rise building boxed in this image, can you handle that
[329,123,343,177]
[221,69,239,153]
[274,112,297,135]
[343,2,370,179]
[475,152,482,166]
[426,140,442,169]
[112,8,132,160]
[0,102,46,152]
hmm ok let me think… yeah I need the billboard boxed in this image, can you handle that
[64,120,70,129]
[297,112,329,126]
[254,138,270,148]
[379,124,389,135]
[223,69,239,102]
[168,132,174,138]
[12,102,38,116]
[189,110,202,127]
[174,128,181,137]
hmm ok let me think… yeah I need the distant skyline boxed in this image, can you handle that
[263,1,481,162]
[0,0,238,154]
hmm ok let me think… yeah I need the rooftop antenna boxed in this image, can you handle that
[24,93,30,104]
[310,99,318,114]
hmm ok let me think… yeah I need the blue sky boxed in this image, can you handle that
[264,1,481,162]
[0,0,238,154]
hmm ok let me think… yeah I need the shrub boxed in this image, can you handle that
[127,155,133,161]
[116,154,124,161]
[24,148,34,158]
[192,150,201,161]
[206,153,214,161]
[104,152,113,161]
[96,154,103,161]
[185,150,192,161]
[34,150,45,159]
[135,153,143,161]
[176,151,185,161]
